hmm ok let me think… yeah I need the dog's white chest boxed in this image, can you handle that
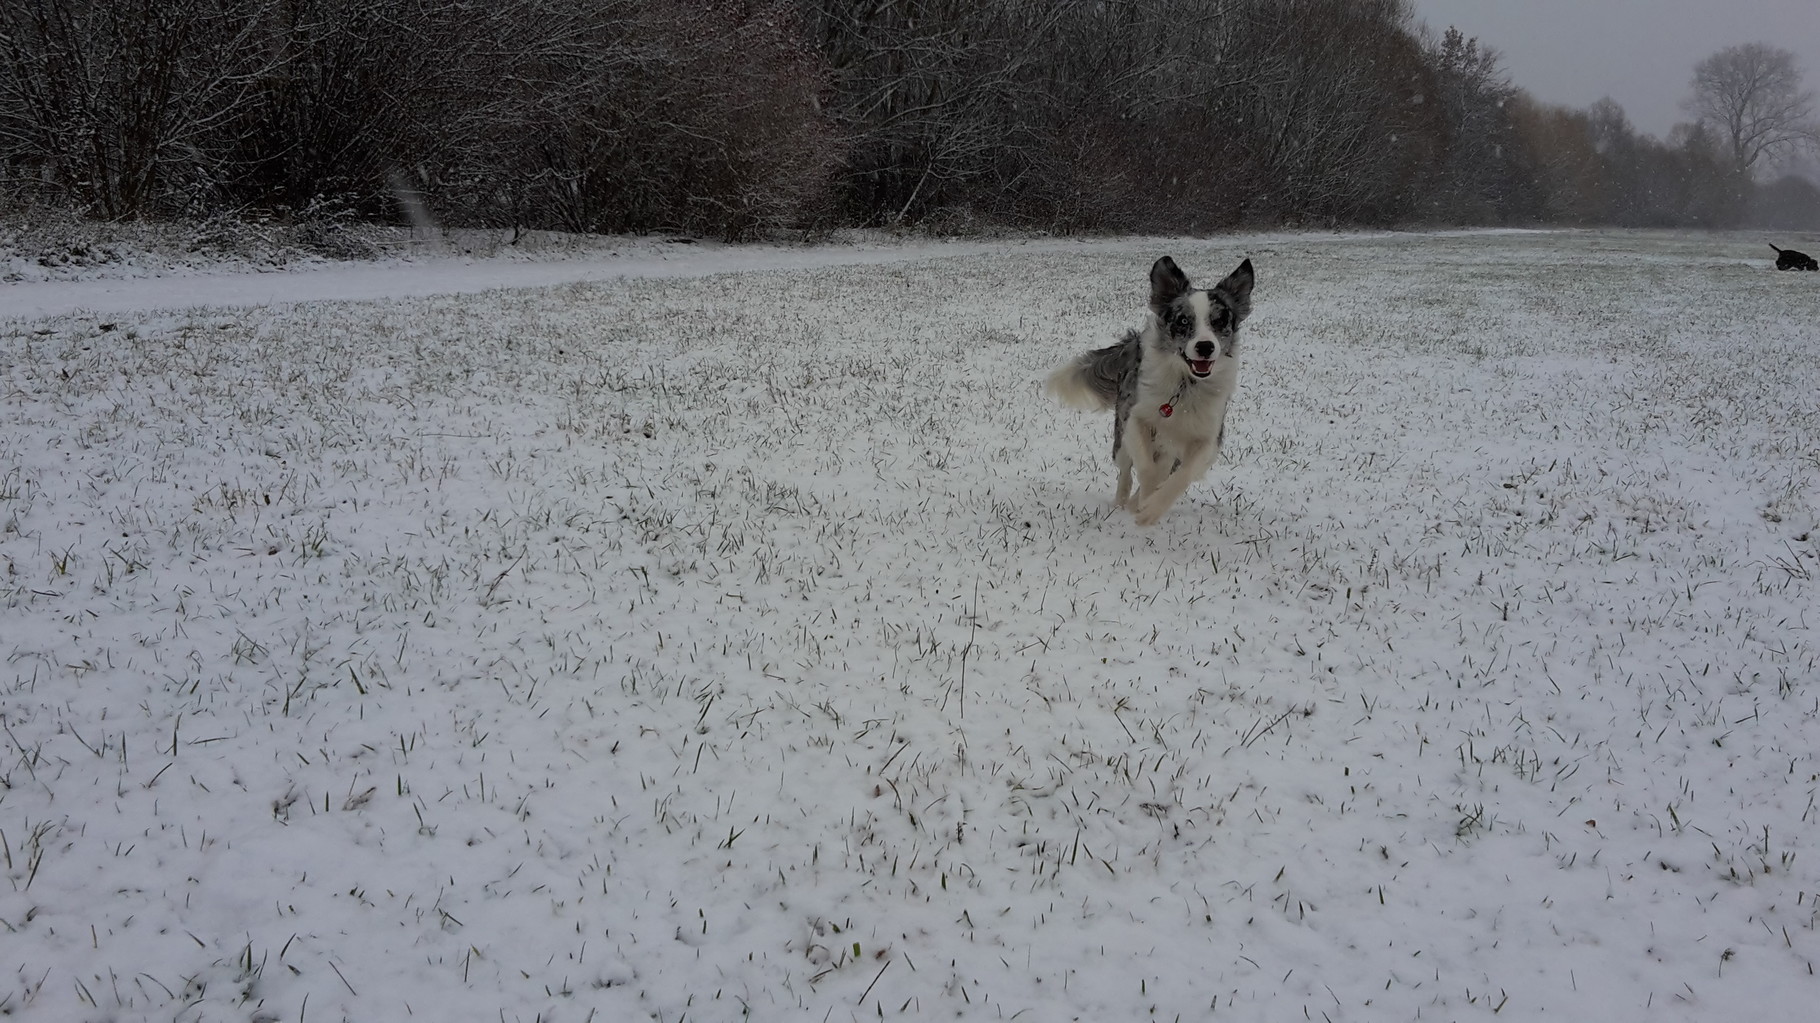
[1151,388,1226,450]
[1139,359,1237,449]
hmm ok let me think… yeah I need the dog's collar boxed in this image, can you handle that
[1159,377,1194,418]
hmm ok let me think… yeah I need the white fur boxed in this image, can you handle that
[1044,363,1109,411]
[1120,323,1238,525]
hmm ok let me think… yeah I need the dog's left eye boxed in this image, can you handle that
[1210,310,1229,330]
[1172,315,1192,334]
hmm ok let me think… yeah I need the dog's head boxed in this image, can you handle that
[1148,256,1254,378]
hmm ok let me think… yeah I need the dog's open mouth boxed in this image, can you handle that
[1185,357,1214,377]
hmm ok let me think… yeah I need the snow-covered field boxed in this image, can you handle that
[2,229,1817,1021]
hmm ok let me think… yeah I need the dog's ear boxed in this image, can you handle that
[1150,256,1191,311]
[1213,259,1254,322]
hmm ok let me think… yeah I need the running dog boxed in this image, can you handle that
[1047,256,1254,526]
[1771,244,1818,271]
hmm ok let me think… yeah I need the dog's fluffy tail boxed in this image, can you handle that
[1046,334,1137,411]
[1771,243,1786,253]
[1046,359,1111,411]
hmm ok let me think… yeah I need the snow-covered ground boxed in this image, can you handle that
[1,229,1816,1021]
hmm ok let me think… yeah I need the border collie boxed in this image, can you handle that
[1047,256,1254,526]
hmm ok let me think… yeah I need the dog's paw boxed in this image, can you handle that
[1132,497,1169,526]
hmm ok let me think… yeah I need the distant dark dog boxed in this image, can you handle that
[1771,244,1818,271]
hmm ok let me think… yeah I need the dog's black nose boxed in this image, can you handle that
[1195,340,1214,358]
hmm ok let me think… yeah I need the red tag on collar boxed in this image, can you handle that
[1159,403,1174,418]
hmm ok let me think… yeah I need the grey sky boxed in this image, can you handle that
[1406,0,1820,139]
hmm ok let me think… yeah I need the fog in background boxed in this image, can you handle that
[1408,0,1820,141]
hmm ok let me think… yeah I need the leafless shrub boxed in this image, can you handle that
[0,0,1794,238]
[0,0,288,218]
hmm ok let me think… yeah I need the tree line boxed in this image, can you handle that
[0,0,1813,238]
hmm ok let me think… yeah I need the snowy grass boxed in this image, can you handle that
[0,204,719,285]
[1,229,1817,1021]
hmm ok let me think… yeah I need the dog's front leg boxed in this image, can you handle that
[1124,419,1165,508]
[1114,448,1135,508]
[1134,438,1214,526]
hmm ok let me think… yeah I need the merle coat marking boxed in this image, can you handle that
[1047,256,1254,526]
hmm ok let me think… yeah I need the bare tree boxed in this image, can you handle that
[0,0,288,218]
[1510,98,1605,223]
[1211,0,1436,225]
[3,0,1771,237]
[1015,0,1262,230]
[1423,26,1520,222]
[1687,43,1816,175]
[449,0,838,239]
[226,0,487,220]
[800,0,1088,226]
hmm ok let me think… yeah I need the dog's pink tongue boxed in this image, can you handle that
[1191,359,1213,374]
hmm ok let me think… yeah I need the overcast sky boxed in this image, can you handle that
[1406,0,1820,139]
